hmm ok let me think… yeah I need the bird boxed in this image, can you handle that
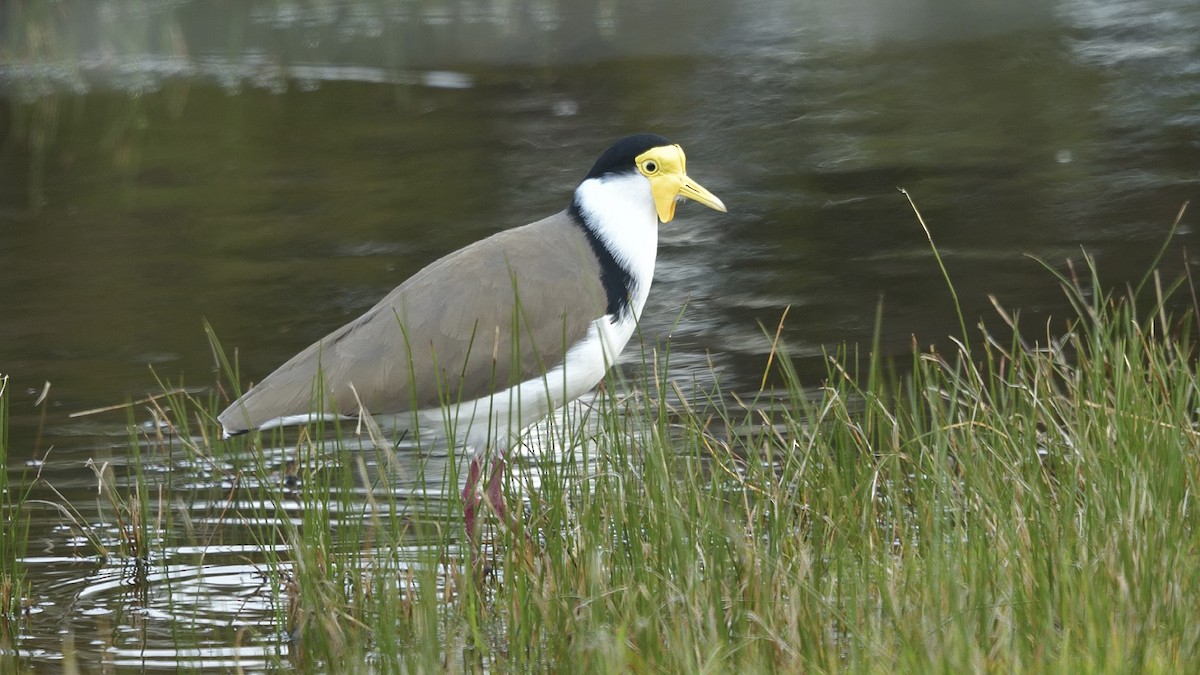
[216,133,726,539]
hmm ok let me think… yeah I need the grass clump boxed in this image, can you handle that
[9,252,1200,671]
[1,375,33,665]
[186,251,1200,672]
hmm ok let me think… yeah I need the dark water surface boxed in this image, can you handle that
[2,0,1198,669]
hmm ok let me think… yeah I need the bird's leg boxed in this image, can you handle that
[483,458,509,526]
[462,453,508,581]
[461,454,484,545]
[462,447,525,579]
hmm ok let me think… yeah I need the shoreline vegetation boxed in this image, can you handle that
[5,213,1200,671]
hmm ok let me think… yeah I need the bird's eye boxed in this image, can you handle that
[642,160,658,174]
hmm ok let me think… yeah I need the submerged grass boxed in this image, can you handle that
[1,375,34,669]
[8,237,1200,671]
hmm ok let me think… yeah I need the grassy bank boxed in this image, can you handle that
[5,252,1200,672]
[438,256,1200,673]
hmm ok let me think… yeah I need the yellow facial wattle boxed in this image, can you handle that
[635,144,727,223]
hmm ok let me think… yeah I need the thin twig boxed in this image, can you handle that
[760,305,791,392]
[900,187,970,352]
[69,389,191,418]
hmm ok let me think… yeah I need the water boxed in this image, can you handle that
[2,0,1198,669]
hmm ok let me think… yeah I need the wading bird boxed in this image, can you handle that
[218,134,727,541]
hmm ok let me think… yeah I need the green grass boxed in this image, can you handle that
[1,375,31,669]
[7,250,1200,672]
[0,375,15,657]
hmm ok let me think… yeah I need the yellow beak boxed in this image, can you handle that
[678,178,726,216]
[653,175,727,223]
[638,144,727,223]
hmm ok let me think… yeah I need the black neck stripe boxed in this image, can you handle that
[568,198,635,321]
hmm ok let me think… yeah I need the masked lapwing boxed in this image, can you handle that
[217,133,726,537]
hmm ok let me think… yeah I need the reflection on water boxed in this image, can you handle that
[9,395,598,669]
[15,431,434,670]
[2,0,1199,669]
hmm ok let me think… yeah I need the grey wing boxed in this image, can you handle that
[218,212,607,432]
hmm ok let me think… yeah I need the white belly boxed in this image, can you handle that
[378,311,640,454]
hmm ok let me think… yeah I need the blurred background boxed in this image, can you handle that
[1,0,1198,454]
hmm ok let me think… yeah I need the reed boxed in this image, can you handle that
[6,243,1200,671]
[207,247,1200,671]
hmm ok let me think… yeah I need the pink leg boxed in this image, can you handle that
[483,458,508,525]
[461,455,484,543]
[462,454,512,579]
[462,448,521,555]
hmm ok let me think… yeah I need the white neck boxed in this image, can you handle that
[573,172,660,319]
